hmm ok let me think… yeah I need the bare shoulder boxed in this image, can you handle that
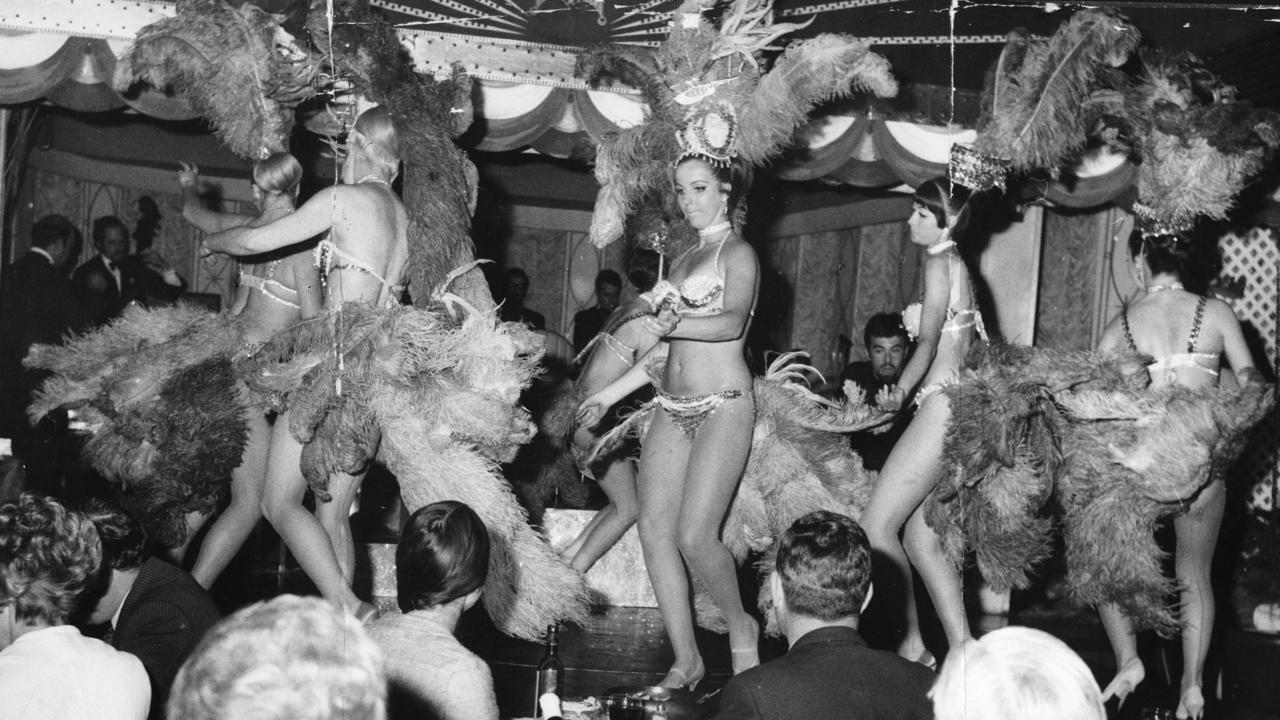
[722,236,759,266]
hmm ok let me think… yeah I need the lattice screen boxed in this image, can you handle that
[1219,227,1280,511]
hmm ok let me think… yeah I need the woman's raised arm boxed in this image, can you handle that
[205,186,341,256]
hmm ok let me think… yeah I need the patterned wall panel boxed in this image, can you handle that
[852,221,916,362]
[1219,227,1280,512]
[1038,208,1105,351]
[787,228,860,378]
[761,235,800,362]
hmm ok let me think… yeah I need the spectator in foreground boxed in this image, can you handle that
[367,501,499,720]
[0,493,150,720]
[930,626,1106,720]
[167,594,384,720]
[714,510,934,720]
[83,503,221,718]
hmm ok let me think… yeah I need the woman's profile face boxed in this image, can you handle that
[674,159,729,231]
[908,203,946,247]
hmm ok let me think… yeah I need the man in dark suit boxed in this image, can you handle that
[73,215,139,326]
[0,215,84,440]
[84,504,221,720]
[839,312,913,472]
[498,267,547,330]
[572,269,622,353]
[714,511,935,720]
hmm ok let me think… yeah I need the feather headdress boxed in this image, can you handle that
[1123,51,1280,235]
[577,0,897,247]
[115,0,318,159]
[960,8,1139,190]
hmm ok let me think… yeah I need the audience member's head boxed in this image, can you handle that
[397,501,490,614]
[505,267,530,304]
[92,216,131,263]
[627,248,661,294]
[930,626,1105,720]
[594,269,623,310]
[31,214,79,267]
[863,312,909,384]
[168,595,385,720]
[0,493,102,641]
[81,502,149,624]
[772,511,872,634]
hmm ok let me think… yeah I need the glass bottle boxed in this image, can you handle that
[533,624,564,717]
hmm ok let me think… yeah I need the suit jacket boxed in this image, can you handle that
[112,558,221,720]
[572,305,611,353]
[0,250,83,437]
[73,254,140,326]
[713,626,935,720]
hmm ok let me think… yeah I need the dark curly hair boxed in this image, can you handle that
[396,501,489,612]
[0,493,102,626]
[82,501,149,572]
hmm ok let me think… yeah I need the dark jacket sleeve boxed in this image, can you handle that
[117,599,198,705]
[712,674,763,720]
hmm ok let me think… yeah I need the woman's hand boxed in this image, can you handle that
[576,393,611,429]
[178,162,199,190]
[876,384,907,413]
[643,305,679,337]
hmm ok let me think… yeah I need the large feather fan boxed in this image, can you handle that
[974,7,1139,175]
[115,0,318,159]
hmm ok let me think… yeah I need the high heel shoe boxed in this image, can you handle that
[730,617,760,674]
[913,649,938,672]
[353,601,381,624]
[1101,658,1145,707]
[1176,685,1204,720]
[660,657,706,691]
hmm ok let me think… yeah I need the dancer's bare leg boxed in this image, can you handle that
[315,469,366,585]
[260,415,360,612]
[1173,479,1225,720]
[677,395,757,673]
[569,458,638,573]
[636,413,701,683]
[1100,604,1145,705]
[190,408,271,588]
[904,502,970,649]
[860,392,951,662]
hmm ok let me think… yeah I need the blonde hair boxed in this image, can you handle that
[353,106,400,176]
[930,627,1105,720]
[168,595,385,720]
[252,152,303,198]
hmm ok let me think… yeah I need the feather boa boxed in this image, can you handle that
[933,342,1274,632]
[24,304,249,546]
[239,298,589,639]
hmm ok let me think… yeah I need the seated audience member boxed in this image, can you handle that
[930,626,1105,720]
[167,594,384,720]
[367,501,498,720]
[715,510,934,720]
[0,493,150,720]
[839,312,912,472]
[572,269,623,353]
[498,267,547,330]
[84,503,221,718]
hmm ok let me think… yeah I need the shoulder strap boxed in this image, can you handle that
[1187,296,1208,353]
[1121,306,1139,352]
